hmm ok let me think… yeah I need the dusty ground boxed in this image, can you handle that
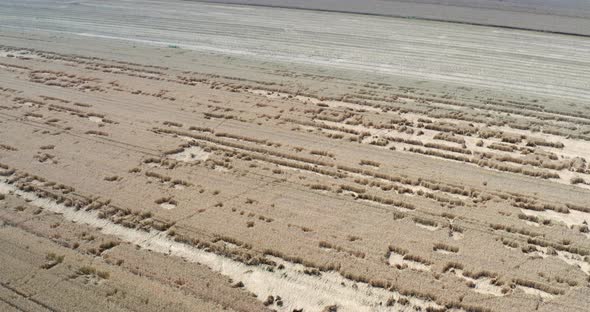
[0,1,590,311]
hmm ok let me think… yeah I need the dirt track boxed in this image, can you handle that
[0,1,590,311]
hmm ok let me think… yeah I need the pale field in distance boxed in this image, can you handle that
[0,1,589,312]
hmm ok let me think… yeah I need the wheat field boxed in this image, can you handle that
[0,1,589,311]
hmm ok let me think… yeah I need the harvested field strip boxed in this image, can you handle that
[408,147,561,179]
[0,177,457,312]
[306,94,590,146]
[184,140,347,179]
[4,56,588,189]
[513,279,565,296]
[282,117,575,183]
[155,128,336,168]
[6,42,588,129]
[338,165,479,207]
[155,146,583,255]
[2,108,588,264]
[0,111,161,156]
[261,87,590,129]
[283,118,364,135]
[387,247,432,272]
[156,129,473,208]
[13,96,116,123]
[148,134,589,256]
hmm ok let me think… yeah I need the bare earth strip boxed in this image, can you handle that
[0,1,589,311]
